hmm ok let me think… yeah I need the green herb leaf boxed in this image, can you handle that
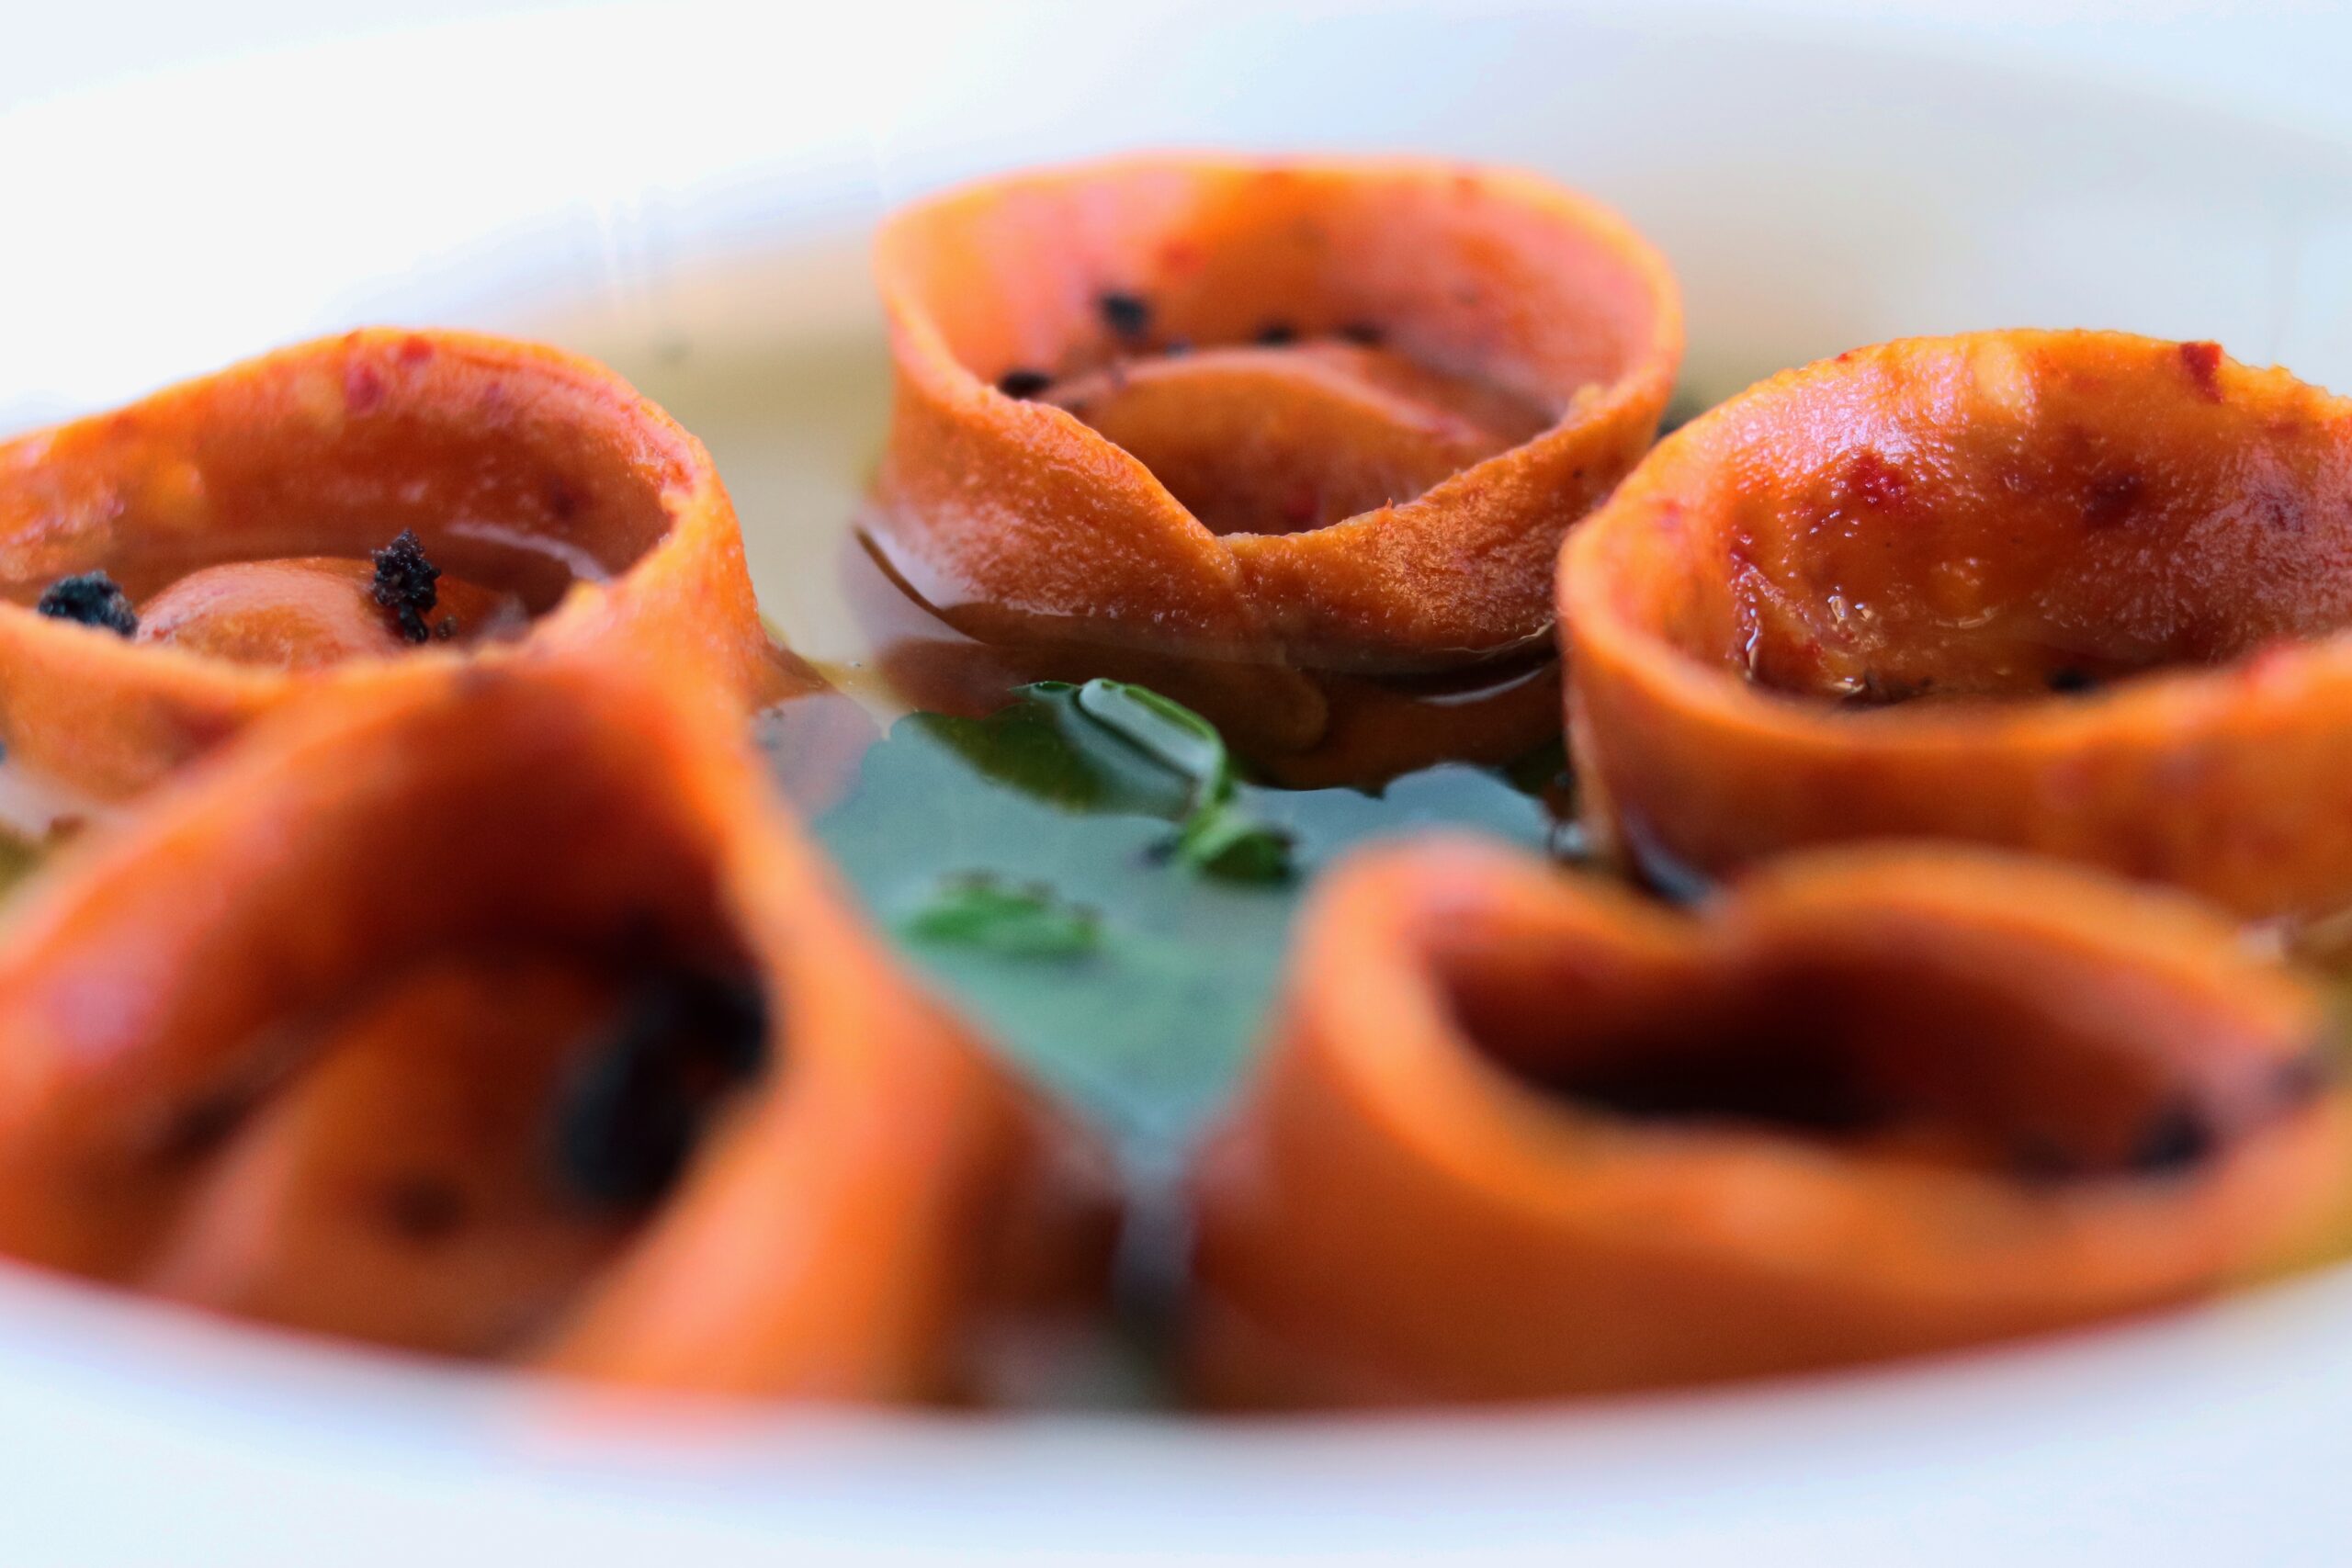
[807,679,1560,1161]
[904,874,1102,959]
[1168,802,1295,883]
[913,683,1193,817]
[1071,679,1235,806]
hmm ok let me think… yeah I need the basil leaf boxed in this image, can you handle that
[1070,679,1236,807]
[1169,803,1295,884]
[807,680,1562,1161]
[904,874,1102,959]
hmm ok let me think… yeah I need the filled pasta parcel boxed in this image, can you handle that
[0,650,1111,1402]
[1191,837,2352,1406]
[0,329,814,803]
[865,154,1681,783]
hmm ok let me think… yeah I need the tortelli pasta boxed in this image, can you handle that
[0,330,806,800]
[1561,330,2352,919]
[0,651,1109,1400]
[1189,838,2351,1405]
[866,154,1681,779]
[0,161,2348,1417]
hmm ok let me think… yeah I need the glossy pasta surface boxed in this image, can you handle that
[1563,331,2352,918]
[0,329,803,799]
[0,650,1108,1400]
[1192,838,2351,1405]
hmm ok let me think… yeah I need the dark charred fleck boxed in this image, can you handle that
[383,1177,466,1242]
[2130,1102,2214,1175]
[1338,321,1385,346]
[369,529,441,644]
[2045,667,2099,694]
[1098,291,1152,339]
[995,367,1053,400]
[2178,339,2225,401]
[433,615,458,641]
[553,970,769,1208]
[36,572,137,637]
[1253,321,1299,346]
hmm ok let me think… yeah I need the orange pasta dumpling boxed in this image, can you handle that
[1191,837,2351,1406]
[0,651,1109,1402]
[1563,330,2352,919]
[867,155,1681,780]
[0,330,812,801]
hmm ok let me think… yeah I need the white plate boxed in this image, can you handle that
[5,4,2352,1562]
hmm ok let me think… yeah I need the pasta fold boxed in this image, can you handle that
[1191,837,2349,1404]
[1563,331,2352,918]
[868,155,1680,775]
[0,330,806,799]
[0,651,1107,1401]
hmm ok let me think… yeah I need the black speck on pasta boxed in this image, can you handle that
[1098,291,1152,339]
[996,368,1053,400]
[370,530,442,645]
[552,970,770,1208]
[36,572,137,637]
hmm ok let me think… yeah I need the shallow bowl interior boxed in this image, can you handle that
[5,2,2352,1561]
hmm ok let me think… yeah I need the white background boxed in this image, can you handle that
[11,0,2352,138]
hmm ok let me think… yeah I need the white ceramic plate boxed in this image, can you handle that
[6,4,2352,1562]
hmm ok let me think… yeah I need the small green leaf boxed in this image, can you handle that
[916,682,1196,818]
[1071,679,1236,807]
[808,680,1560,1162]
[904,874,1102,959]
[1169,803,1295,884]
